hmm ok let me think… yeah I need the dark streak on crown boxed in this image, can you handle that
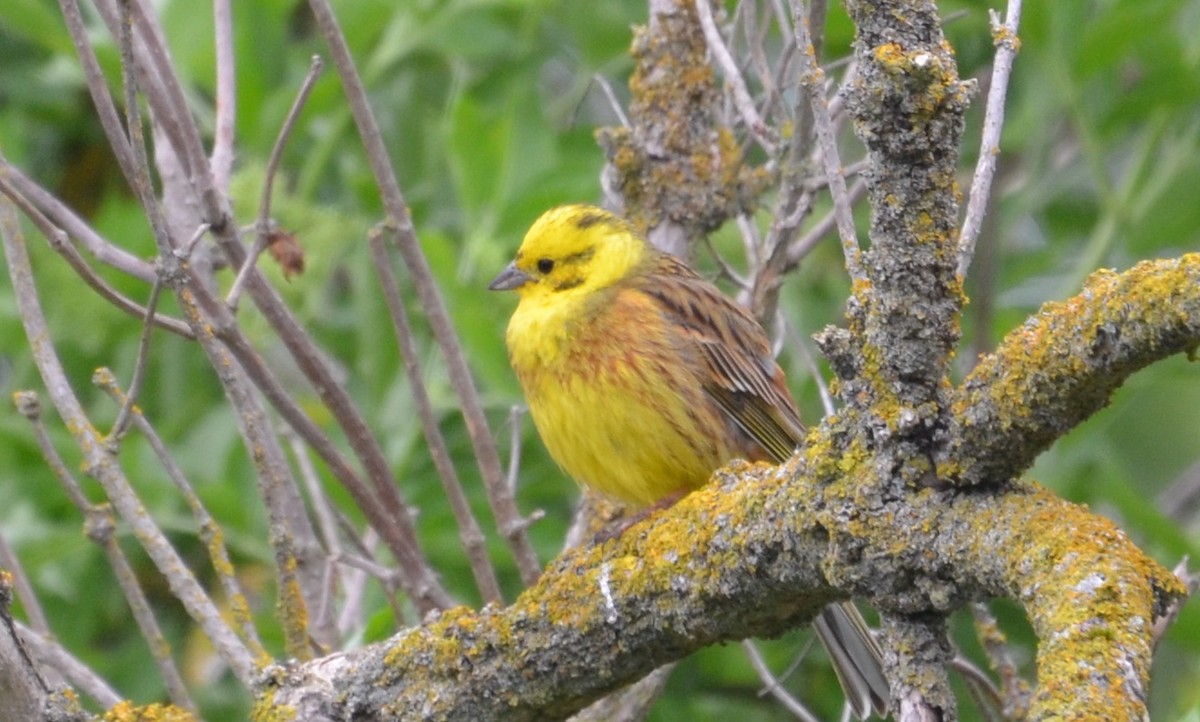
[573,210,611,230]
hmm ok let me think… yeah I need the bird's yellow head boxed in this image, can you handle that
[488,205,652,301]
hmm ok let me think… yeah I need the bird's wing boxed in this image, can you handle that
[638,253,805,463]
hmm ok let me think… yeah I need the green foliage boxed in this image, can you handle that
[1,0,1198,720]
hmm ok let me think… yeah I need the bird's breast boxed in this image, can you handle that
[508,290,735,507]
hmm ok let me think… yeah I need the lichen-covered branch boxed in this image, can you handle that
[946,254,1200,487]
[258,452,1183,721]
[597,0,769,258]
[838,0,970,426]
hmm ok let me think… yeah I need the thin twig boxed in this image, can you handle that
[117,0,320,657]
[950,654,1006,720]
[287,428,343,572]
[741,640,820,722]
[970,602,1031,716]
[506,405,525,495]
[109,275,164,439]
[0,169,193,337]
[785,176,868,268]
[211,0,236,194]
[201,303,453,612]
[334,550,404,582]
[0,532,50,637]
[592,74,631,128]
[93,369,269,658]
[335,525,408,629]
[89,506,199,712]
[57,0,141,186]
[370,225,505,605]
[83,0,451,627]
[754,1,836,321]
[782,318,836,417]
[16,623,122,708]
[228,55,324,309]
[114,0,177,257]
[306,0,543,585]
[3,195,258,687]
[788,0,864,282]
[957,0,1023,278]
[335,531,381,637]
[286,428,345,643]
[3,163,156,280]
[739,0,779,124]
[694,0,777,154]
[95,0,209,197]
[1152,558,1197,647]
[13,390,196,711]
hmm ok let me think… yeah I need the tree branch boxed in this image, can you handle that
[947,254,1200,487]
[305,0,543,586]
[258,456,1183,720]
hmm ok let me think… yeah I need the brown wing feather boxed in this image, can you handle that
[636,253,805,463]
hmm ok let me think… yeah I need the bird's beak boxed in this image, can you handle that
[488,262,531,291]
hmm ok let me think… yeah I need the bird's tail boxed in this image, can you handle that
[812,602,890,719]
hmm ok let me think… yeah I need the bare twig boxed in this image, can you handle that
[785,176,868,268]
[113,0,176,253]
[3,195,258,686]
[93,370,269,658]
[1152,558,1197,647]
[109,276,164,439]
[0,168,192,338]
[286,428,345,641]
[738,0,779,123]
[505,406,525,495]
[57,0,141,186]
[101,12,454,610]
[199,302,453,612]
[370,225,504,605]
[306,0,542,585]
[741,640,820,722]
[782,317,836,416]
[568,664,676,722]
[788,0,864,282]
[970,602,1031,717]
[0,533,50,637]
[98,0,454,615]
[112,0,325,659]
[694,0,777,154]
[15,622,122,709]
[94,0,211,199]
[592,74,631,129]
[950,654,1006,721]
[335,531,384,637]
[751,1,847,321]
[211,0,236,194]
[1,163,159,283]
[957,0,1023,278]
[13,391,196,712]
[228,55,324,309]
[89,506,199,712]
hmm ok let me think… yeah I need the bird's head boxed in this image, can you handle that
[488,205,652,300]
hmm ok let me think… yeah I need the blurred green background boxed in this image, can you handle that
[1,0,1197,719]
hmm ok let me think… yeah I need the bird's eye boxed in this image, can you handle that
[536,258,555,274]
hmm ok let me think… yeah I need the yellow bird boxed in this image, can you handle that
[490,204,889,718]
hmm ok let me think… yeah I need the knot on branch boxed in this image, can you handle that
[84,505,117,544]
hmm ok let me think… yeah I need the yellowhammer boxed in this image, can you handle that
[490,204,889,718]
